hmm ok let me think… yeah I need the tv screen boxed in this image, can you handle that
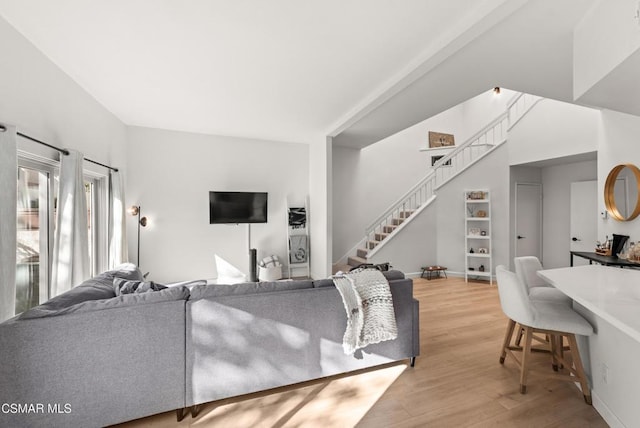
[209,191,268,224]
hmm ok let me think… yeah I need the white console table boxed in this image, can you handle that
[538,265,640,428]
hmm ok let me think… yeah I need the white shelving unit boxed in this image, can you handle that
[465,189,492,284]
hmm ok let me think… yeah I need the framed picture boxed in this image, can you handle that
[431,155,452,167]
[288,207,306,229]
[467,191,485,200]
[428,131,455,148]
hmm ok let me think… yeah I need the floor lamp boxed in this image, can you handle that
[128,205,147,268]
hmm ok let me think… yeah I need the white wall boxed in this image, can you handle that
[0,15,127,172]
[367,202,437,276]
[574,0,640,99]
[331,102,464,262]
[541,160,598,269]
[309,136,332,279]
[126,126,309,282]
[332,89,514,262]
[436,144,510,275]
[597,110,640,247]
[508,99,600,166]
[461,88,517,139]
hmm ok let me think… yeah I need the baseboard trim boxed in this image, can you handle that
[592,391,625,428]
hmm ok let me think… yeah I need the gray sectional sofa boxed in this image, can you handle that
[0,265,419,427]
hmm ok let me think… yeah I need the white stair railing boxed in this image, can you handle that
[508,92,542,130]
[364,112,509,248]
[361,91,542,257]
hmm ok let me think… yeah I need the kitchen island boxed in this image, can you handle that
[538,265,640,428]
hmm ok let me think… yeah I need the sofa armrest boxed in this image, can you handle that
[412,298,420,358]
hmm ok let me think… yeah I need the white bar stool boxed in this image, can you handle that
[496,265,593,404]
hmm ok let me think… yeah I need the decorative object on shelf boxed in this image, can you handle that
[475,210,487,218]
[467,206,475,217]
[288,207,306,229]
[467,191,485,200]
[479,265,485,272]
[612,234,630,257]
[127,205,148,268]
[625,242,640,263]
[469,248,474,253]
[428,131,455,148]
[478,248,488,254]
[469,227,481,236]
[481,230,487,236]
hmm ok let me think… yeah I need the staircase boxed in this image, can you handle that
[336,92,541,272]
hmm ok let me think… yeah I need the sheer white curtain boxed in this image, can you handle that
[0,124,17,321]
[108,170,128,268]
[51,149,89,297]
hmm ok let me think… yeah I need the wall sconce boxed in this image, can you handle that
[128,205,147,267]
[493,86,501,96]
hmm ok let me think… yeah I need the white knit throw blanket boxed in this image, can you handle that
[333,268,398,355]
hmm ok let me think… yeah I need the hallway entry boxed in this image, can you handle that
[515,183,542,260]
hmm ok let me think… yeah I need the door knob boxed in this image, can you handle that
[517,235,525,239]
[572,237,581,242]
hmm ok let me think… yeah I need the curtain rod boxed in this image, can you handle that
[15,130,119,172]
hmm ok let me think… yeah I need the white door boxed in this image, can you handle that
[515,183,542,259]
[570,181,598,266]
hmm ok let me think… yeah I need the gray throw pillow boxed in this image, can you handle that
[113,278,168,296]
[17,264,144,320]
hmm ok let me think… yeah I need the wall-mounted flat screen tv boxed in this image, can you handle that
[209,191,268,224]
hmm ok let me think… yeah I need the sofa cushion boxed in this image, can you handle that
[18,264,145,319]
[19,286,190,319]
[104,263,144,281]
[113,278,168,296]
[189,280,313,300]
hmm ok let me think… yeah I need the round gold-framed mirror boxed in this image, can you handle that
[604,164,640,221]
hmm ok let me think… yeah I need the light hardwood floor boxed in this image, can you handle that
[116,276,607,428]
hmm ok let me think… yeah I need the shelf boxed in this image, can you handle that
[466,271,491,277]
[465,189,492,285]
[419,146,456,152]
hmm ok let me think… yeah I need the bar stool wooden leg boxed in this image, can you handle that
[567,333,592,405]
[500,319,516,364]
[550,334,559,371]
[520,326,534,394]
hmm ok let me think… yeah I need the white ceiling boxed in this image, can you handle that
[5,0,627,149]
[0,0,510,144]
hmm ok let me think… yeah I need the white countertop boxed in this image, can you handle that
[538,265,640,343]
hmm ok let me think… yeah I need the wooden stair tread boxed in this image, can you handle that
[347,255,367,267]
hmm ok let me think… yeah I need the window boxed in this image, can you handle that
[16,163,54,314]
[15,155,108,314]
